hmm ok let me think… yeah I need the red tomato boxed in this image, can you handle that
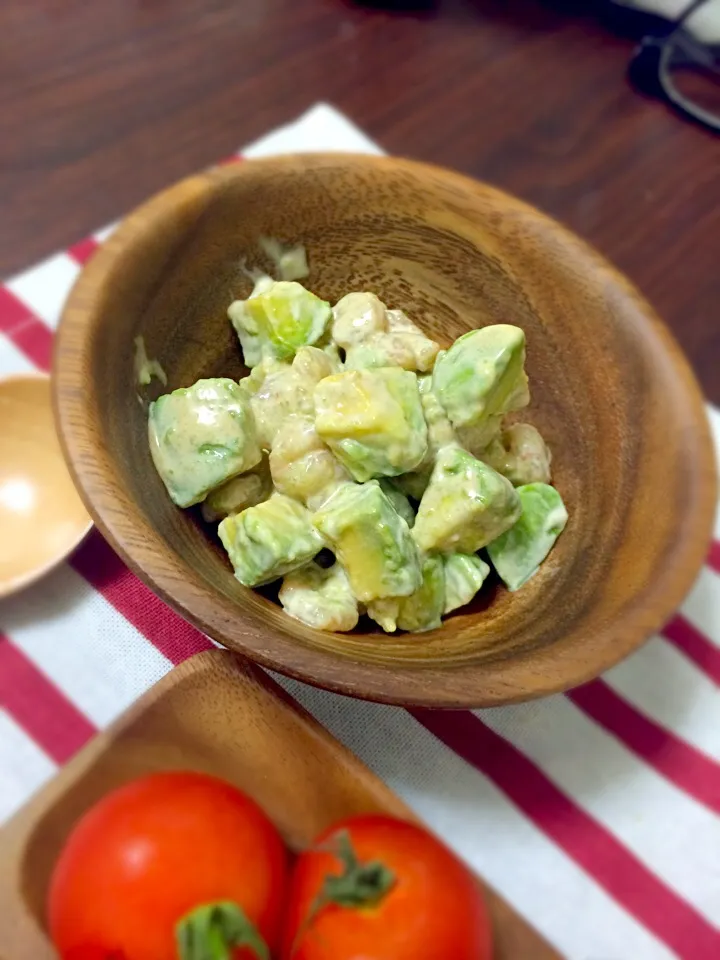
[48,771,288,960]
[282,814,492,960]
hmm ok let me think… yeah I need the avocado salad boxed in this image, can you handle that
[147,244,568,634]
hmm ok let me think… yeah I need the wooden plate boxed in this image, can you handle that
[0,651,559,959]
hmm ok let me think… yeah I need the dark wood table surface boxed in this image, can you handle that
[1,0,718,401]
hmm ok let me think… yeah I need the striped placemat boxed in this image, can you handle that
[1,103,719,960]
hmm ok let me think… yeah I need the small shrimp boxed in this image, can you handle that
[479,422,552,486]
[269,415,350,510]
[331,292,388,349]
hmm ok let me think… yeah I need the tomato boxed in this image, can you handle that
[48,771,288,960]
[282,814,492,960]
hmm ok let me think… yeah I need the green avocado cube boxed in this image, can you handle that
[378,480,415,528]
[148,378,261,508]
[314,368,428,482]
[395,375,458,499]
[367,554,445,633]
[413,445,522,554]
[218,493,323,586]
[312,480,421,603]
[396,554,445,633]
[229,280,331,365]
[443,553,490,614]
[227,274,275,367]
[487,483,568,591]
[432,325,529,430]
[418,375,457,451]
[391,472,431,502]
[279,561,359,632]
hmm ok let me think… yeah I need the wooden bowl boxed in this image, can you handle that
[54,154,716,707]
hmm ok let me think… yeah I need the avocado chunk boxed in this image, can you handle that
[229,280,331,365]
[312,480,421,603]
[413,445,521,554]
[487,483,568,591]
[314,368,428,482]
[432,325,529,432]
[367,554,445,633]
[378,479,415,528]
[227,274,275,367]
[219,493,323,586]
[148,378,261,508]
[396,554,445,633]
[443,553,490,614]
[394,374,458,500]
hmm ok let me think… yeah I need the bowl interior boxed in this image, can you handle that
[55,155,715,706]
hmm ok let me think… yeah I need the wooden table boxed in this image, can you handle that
[2,0,718,401]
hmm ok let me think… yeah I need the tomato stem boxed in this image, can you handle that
[292,830,395,955]
[316,830,395,909]
[176,901,270,960]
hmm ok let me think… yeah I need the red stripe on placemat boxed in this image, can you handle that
[9,319,53,371]
[708,541,720,577]
[68,237,100,265]
[411,708,719,960]
[71,531,213,666]
[662,615,720,686]
[0,286,36,335]
[568,681,720,815]
[0,637,96,764]
[0,287,53,370]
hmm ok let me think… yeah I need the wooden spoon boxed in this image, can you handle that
[0,373,91,598]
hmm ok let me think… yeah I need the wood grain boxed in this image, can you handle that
[1,0,719,403]
[0,650,561,960]
[0,374,91,598]
[53,153,716,707]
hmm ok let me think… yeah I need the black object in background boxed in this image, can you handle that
[628,0,720,133]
